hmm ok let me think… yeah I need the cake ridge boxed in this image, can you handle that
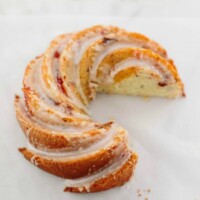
[14,25,184,193]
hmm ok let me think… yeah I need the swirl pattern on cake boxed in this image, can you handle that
[15,25,184,193]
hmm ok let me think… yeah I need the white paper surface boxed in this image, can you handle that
[0,16,200,200]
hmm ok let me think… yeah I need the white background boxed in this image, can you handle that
[0,0,200,18]
[0,1,200,200]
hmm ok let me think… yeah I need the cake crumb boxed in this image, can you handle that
[136,188,151,199]
[137,189,141,193]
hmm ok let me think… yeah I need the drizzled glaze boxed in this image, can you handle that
[64,151,131,192]
[15,25,183,193]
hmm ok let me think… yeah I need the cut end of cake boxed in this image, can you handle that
[97,69,184,99]
[15,25,185,194]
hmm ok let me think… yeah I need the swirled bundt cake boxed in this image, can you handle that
[14,25,184,193]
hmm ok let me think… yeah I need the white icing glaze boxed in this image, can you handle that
[73,36,102,104]
[106,58,163,84]
[24,56,90,125]
[16,26,181,193]
[30,155,39,166]
[26,122,121,158]
[18,99,96,133]
[64,151,131,189]
[40,34,89,112]
[74,36,102,66]
[16,27,177,192]
[112,58,159,75]
[41,35,70,103]
[90,42,139,82]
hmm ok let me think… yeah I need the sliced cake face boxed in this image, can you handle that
[96,48,184,98]
[60,26,183,102]
[15,25,184,193]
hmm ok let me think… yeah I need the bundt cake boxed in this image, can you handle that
[14,25,184,193]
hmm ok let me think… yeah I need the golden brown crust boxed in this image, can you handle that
[127,32,167,58]
[98,48,184,96]
[15,25,185,193]
[23,87,91,126]
[40,33,88,115]
[64,153,138,193]
[77,26,170,101]
[114,67,139,83]
[22,56,88,123]
[19,138,128,179]
[15,96,115,151]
